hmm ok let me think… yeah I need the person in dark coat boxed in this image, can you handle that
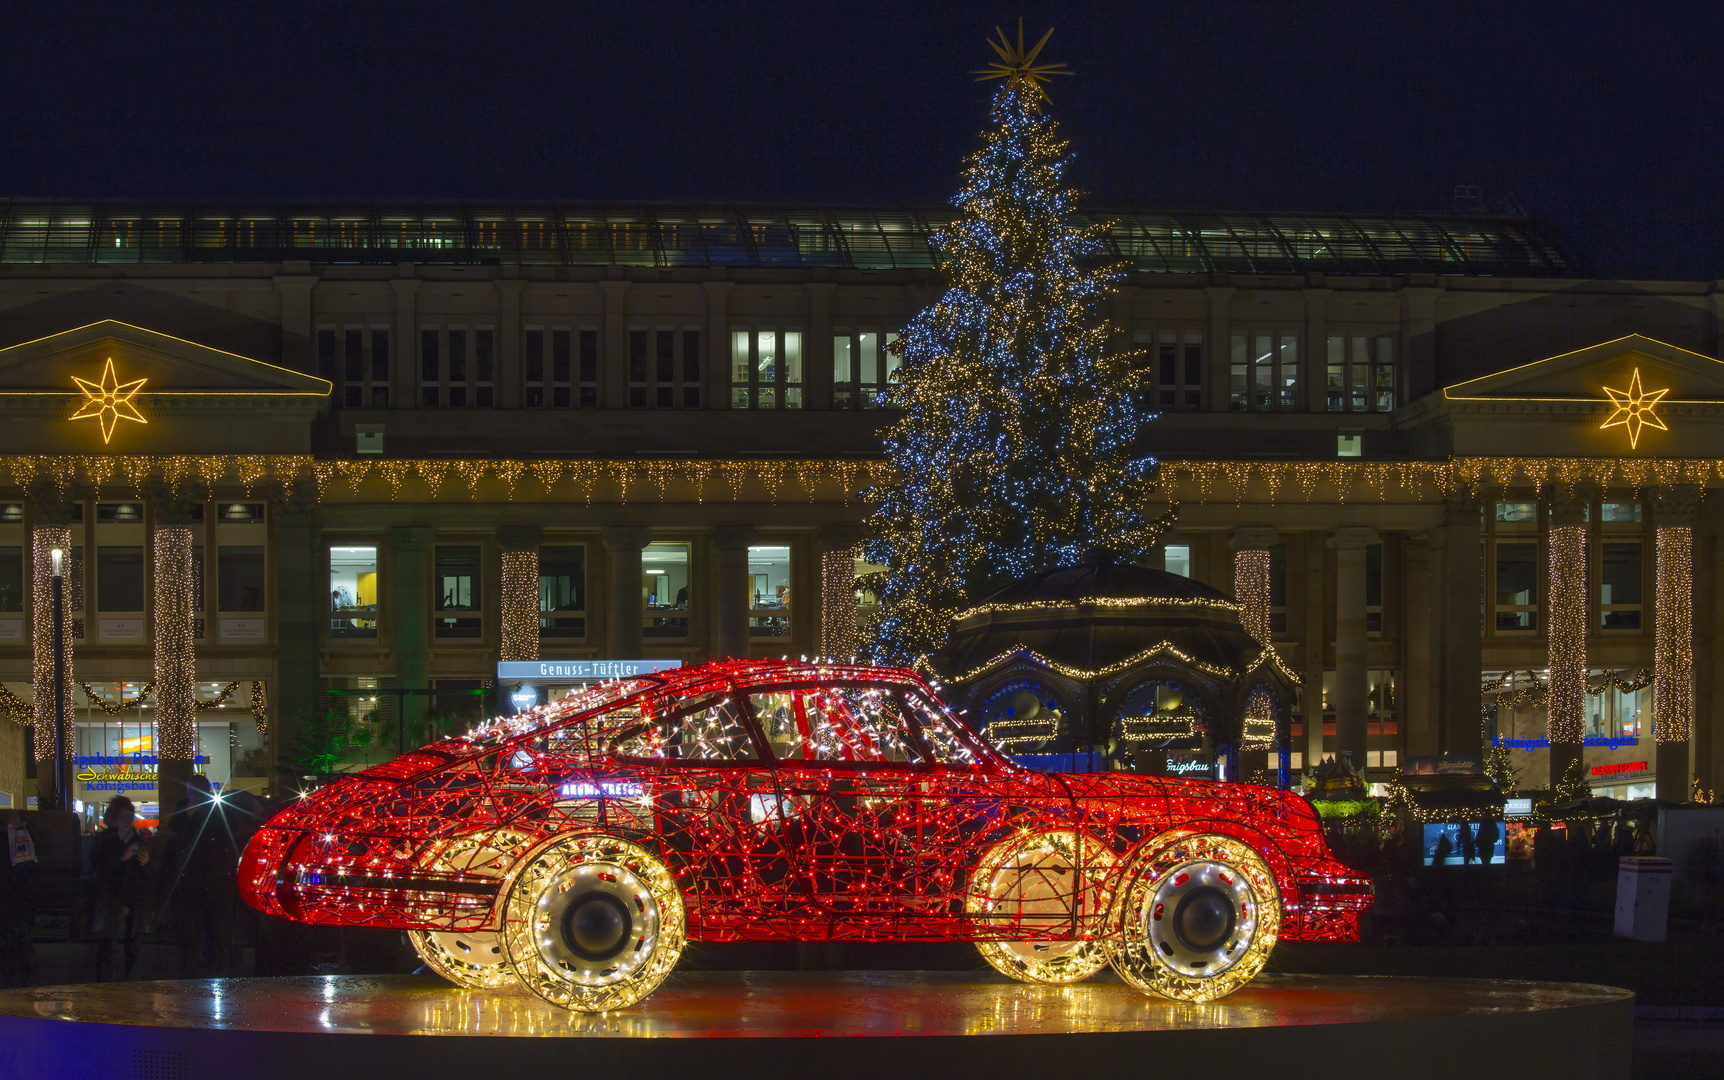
[1475,818,1501,865]
[87,796,153,981]
[0,811,35,987]
[160,776,241,977]
[1458,823,1478,865]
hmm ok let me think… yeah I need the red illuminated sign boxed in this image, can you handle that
[1591,760,1647,777]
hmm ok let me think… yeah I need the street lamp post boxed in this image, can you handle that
[49,548,66,814]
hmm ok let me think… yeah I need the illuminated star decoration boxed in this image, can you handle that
[974,20,1070,101]
[70,357,148,443]
[1599,367,1669,448]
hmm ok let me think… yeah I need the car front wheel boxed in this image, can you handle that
[499,834,686,1012]
[409,929,520,990]
[1110,833,1281,1002]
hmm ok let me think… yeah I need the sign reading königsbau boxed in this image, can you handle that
[496,660,683,681]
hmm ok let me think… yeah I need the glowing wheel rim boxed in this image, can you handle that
[408,929,518,991]
[1111,833,1280,1002]
[500,834,685,1012]
[966,831,1116,985]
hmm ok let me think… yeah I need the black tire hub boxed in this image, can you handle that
[561,892,633,962]
[1172,886,1237,953]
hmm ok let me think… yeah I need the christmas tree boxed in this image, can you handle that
[864,26,1170,664]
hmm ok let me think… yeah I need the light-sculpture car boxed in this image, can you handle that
[240,659,1372,1012]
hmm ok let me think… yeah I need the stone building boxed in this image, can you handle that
[0,201,1716,820]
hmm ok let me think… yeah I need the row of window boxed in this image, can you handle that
[327,542,796,642]
[316,325,1402,413]
[0,545,266,615]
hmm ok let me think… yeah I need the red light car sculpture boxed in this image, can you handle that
[241,659,1371,1012]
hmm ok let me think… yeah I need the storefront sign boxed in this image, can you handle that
[1591,760,1647,777]
[1164,754,1211,777]
[1495,735,1638,750]
[75,754,211,791]
[98,618,144,640]
[220,618,267,640]
[1505,798,1535,817]
[496,660,683,681]
[1405,755,1484,776]
[0,619,21,640]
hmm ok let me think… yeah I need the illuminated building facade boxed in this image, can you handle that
[0,200,1716,814]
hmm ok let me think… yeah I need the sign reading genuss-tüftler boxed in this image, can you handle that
[495,660,684,681]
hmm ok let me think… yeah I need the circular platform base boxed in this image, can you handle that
[0,971,1631,1080]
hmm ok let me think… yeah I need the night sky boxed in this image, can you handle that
[3,1,1719,280]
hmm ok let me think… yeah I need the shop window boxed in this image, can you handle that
[833,329,901,409]
[1494,542,1538,631]
[643,542,690,638]
[539,545,586,639]
[1600,542,1642,630]
[1163,544,1191,578]
[1133,328,1204,412]
[1602,502,1643,523]
[1229,329,1298,412]
[218,547,265,611]
[628,327,701,408]
[1365,542,1384,634]
[330,546,378,638]
[1268,543,1288,635]
[96,546,144,611]
[1325,333,1396,412]
[747,545,791,639]
[434,545,482,639]
[0,547,20,612]
[731,327,803,409]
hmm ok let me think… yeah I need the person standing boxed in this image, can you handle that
[1475,817,1501,866]
[160,776,241,978]
[0,811,36,987]
[88,797,152,982]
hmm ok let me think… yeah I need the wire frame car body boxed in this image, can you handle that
[240,660,1370,1011]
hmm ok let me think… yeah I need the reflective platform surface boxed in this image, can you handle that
[0,971,1633,1080]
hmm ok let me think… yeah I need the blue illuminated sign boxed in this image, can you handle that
[1493,735,1637,750]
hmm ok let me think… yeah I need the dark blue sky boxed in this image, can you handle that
[3,1,1719,279]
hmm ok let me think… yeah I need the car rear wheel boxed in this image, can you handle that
[966,830,1117,985]
[499,834,686,1013]
[1110,833,1280,1002]
[408,929,519,990]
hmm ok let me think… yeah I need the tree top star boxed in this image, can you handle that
[1599,367,1669,449]
[71,357,148,443]
[974,21,1070,101]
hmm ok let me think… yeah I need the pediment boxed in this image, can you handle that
[0,320,328,395]
[1444,335,1724,401]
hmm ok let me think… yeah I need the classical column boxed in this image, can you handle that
[1204,286,1235,413]
[816,528,866,659]
[272,480,319,792]
[496,276,525,410]
[1438,494,1483,756]
[390,275,421,410]
[1301,534,1327,768]
[28,493,74,812]
[390,526,433,734]
[1302,288,1332,414]
[498,525,543,663]
[604,528,652,658]
[601,278,631,410]
[1230,528,1278,646]
[703,280,735,410]
[152,506,198,814]
[1653,487,1701,801]
[1402,534,1436,757]
[1331,527,1377,770]
[273,271,318,374]
[711,527,755,660]
[1545,496,1589,789]
[806,281,835,411]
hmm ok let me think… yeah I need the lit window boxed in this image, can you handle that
[1495,502,1538,523]
[1601,502,1643,523]
[1325,333,1396,413]
[731,327,803,409]
[747,545,791,640]
[643,543,690,638]
[1230,330,1298,412]
[833,329,900,408]
[330,547,378,639]
[1164,545,1191,578]
[434,546,481,639]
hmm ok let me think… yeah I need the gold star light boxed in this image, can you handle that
[1599,367,1669,448]
[975,20,1070,100]
[71,357,148,443]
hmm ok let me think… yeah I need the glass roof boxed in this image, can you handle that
[0,200,1589,277]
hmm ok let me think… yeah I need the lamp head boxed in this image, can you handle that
[49,548,63,576]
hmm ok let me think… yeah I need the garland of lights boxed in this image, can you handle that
[1162,457,1723,505]
[1654,526,1694,745]
[1233,550,1272,646]
[499,550,540,662]
[1486,668,1655,710]
[933,640,1301,687]
[82,681,154,714]
[819,548,862,659]
[251,679,268,734]
[955,595,1241,620]
[0,683,30,727]
[30,528,75,763]
[1546,526,1587,746]
[1240,686,1276,748]
[153,526,197,760]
